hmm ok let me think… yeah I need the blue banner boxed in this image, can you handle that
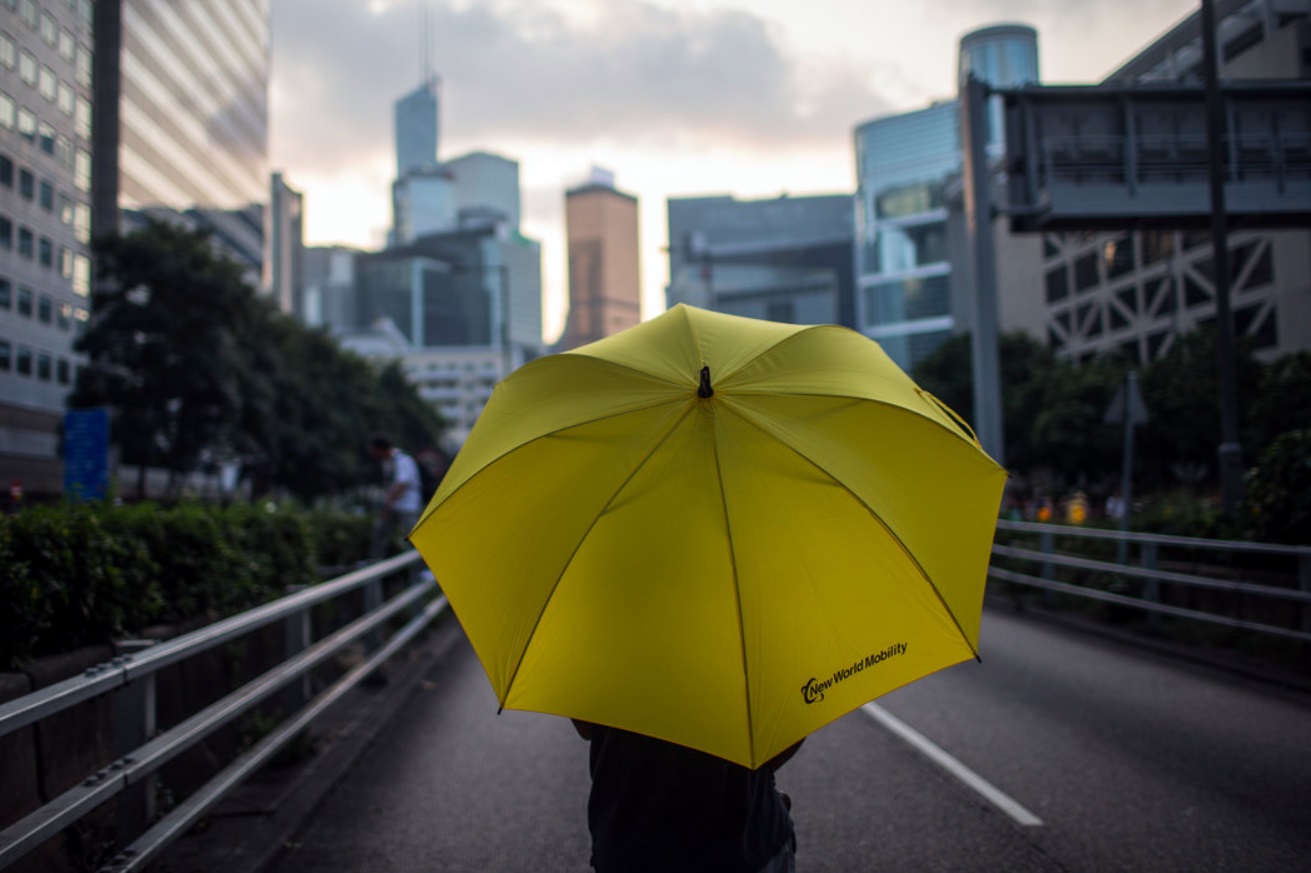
[64,408,110,501]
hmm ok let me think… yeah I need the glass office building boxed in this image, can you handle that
[0,0,97,494]
[395,76,439,177]
[853,24,1038,371]
[92,0,270,241]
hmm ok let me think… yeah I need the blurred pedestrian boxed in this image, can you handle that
[367,432,422,558]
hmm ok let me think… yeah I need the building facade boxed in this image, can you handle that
[664,193,855,329]
[0,0,96,495]
[394,75,438,178]
[447,150,520,231]
[852,24,1038,372]
[561,172,641,350]
[91,0,270,241]
[1024,0,1311,364]
[264,170,303,316]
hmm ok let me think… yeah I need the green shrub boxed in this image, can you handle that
[1244,429,1311,545]
[0,501,376,669]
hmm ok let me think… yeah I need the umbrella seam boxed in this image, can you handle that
[498,401,700,708]
[706,401,756,769]
[719,390,993,453]
[721,402,983,662]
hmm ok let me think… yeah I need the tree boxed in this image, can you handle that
[71,219,449,502]
[71,220,260,496]
[1137,329,1262,490]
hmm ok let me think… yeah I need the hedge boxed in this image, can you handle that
[0,502,377,670]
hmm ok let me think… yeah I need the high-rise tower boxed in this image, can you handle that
[561,168,641,350]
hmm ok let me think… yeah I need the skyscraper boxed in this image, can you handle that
[265,171,304,316]
[394,75,439,177]
[91,0,270,251]
[561,169,641,350]
[0,0,96,495]
[852,24,1038,370]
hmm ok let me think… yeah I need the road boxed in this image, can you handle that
[269,607,1311,872]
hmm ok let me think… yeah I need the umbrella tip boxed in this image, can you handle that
[697,365,714,398]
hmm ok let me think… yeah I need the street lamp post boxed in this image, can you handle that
[1200,0,1245,517]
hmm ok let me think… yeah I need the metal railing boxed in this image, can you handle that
[989,520,1311,643]
[0,550,447,872]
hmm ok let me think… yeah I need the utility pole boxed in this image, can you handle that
[1200,0,1244,517]
[961,75,1005,465]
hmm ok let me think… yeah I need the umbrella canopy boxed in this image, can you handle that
[410,304,1006,769]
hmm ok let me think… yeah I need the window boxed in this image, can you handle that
[0,154,11,187]
[0,31,15,69]
[36,352,51,381]
[57,81,73,115]
[38,121,53,155]
[74,95,89,139]
[17,285,32,315]
[37,294,51,323]
[39,65,56,101]
[18,227,33,259]
[0,277,10,308]
[1044,267,1069,304]
[0,92,14,129]
[38,179,53,210]
[57,193,72,223]
[15,345,31,376]
[19,0,37,29]
[1074,251,1099,292]
[38,236,52,268]
[40,12,57,46]
[0,340,9,371]
[57,357,70,384]
[19,49,36,85]
[74,148,90,192]
[56,134,72,168]
[58,245,70,277]
[57,301,70,329]
[18,168,33,199]
[0,217,10,248]
[73,202,89,242]
[75,45,90,86]
[19,107,36,142]
[58,28,74,62]
[72,253,89,295]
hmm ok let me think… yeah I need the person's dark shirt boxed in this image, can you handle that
[582,724,795,873]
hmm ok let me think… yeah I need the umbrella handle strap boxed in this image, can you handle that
[916,388,982,448]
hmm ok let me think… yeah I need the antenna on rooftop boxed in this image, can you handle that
[420,0,436,86]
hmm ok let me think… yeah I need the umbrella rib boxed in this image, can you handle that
[421,392,683,523]
[498,401,700,707]
[706,406,756,769]
[723,404,982,662]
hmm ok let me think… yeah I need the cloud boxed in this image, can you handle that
[270,0,894,175]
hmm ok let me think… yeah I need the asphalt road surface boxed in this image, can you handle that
[270,607,1311,872]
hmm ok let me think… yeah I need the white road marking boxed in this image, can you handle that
[861,701,1044,827]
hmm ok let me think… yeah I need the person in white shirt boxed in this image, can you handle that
[367,432,422,556]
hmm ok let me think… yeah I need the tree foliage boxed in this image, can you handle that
[911,326,1304,504]
[70,220,446,500]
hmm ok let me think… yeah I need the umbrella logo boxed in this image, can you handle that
[801,643,909,705]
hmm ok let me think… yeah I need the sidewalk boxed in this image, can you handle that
[151,616,469,873]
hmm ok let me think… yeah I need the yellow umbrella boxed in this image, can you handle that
[410,304,1006,769]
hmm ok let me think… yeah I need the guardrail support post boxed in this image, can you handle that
[364,572,383,652]
[283,586,311,714]
[1141,541,1161,631]
[115,640,158,839]
[1299,554,1311,637]
[1040,528,1055,606]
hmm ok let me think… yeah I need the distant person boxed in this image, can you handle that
[1065,491,1089,525]
[367,432,422,557]
[1105,490,1126,521]
[572,720,802,872]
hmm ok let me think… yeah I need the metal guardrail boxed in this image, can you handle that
[0,550,447,872]
[990,520,1311,643]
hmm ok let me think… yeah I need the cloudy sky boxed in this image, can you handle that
[269,0,1198,342]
